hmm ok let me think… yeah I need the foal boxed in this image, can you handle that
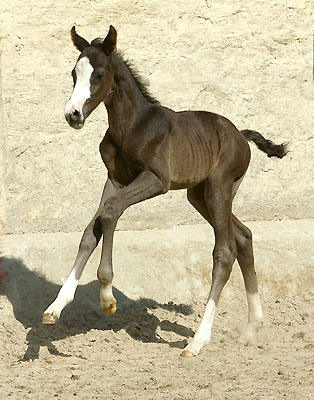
[43,26,287,357]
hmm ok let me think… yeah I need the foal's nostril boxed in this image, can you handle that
[66,108,84,129]
[69,109,81,123]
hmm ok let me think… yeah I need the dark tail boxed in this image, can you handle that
[240,129,288,159]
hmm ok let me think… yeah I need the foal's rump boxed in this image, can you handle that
[169,108,287,163]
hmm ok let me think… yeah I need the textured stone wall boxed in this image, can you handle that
[2,0,314,234]
[0,55,6,234]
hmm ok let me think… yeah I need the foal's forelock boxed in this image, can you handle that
[64,56,94,127]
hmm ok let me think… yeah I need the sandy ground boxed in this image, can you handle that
[0,255,314,400]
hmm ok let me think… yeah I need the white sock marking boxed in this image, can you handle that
[184,299,216,355]
[239,292,263,345]
[44,269,78,318]
[247,292,263,325]
[99,282,115,308]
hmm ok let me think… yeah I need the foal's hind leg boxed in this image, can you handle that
[182,178,237,357]
[183,182,263,354]
[233,215,263,344]
[42,179,117,324]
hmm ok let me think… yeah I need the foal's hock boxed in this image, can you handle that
[43,25,287,357]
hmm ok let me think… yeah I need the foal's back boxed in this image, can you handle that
[155,107,251,190]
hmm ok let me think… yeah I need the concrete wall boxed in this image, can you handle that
[2,0,313,235]
[5,220,314,303]
[0,54,6,236]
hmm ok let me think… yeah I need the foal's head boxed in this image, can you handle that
[64,26,117,129]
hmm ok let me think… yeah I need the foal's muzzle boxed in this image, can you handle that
[65,109,85,129]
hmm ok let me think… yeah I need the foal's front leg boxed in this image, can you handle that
[96,170,166,316]
[42,179,118,324]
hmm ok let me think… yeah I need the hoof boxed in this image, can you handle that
[238,326,258,346]
[42,313,58,325]
[180,349,196,358]
[103,303,117,317]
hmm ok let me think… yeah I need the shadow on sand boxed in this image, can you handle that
[0,257,194,361]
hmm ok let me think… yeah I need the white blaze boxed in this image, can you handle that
[65,57,93,116]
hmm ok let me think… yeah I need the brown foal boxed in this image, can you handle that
[42,26,287,357]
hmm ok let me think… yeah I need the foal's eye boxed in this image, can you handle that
[95,73,104,81]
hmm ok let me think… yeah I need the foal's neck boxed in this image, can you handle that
[105,53,150,143]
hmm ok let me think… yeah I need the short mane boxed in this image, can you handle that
[117,52,160,105]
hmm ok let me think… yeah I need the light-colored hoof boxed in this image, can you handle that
[103,302,117,317]
[238,327,258,346]
[42,313,58,325]
[180,349,196,358]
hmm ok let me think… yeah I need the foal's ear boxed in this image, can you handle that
[71,26,90,52]
[102,25,117,55]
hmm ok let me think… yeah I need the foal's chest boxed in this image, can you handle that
[99,134,141,186]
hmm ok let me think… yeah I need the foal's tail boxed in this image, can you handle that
[240,129,288,159]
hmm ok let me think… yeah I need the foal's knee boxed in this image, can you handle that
[100,197,123,223]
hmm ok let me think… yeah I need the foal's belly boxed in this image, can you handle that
[168,139,215,189]
[169,146,213,190]
[169,169,210,190]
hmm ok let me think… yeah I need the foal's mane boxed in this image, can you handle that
[117,51,160,105]
[91,38,159,105]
